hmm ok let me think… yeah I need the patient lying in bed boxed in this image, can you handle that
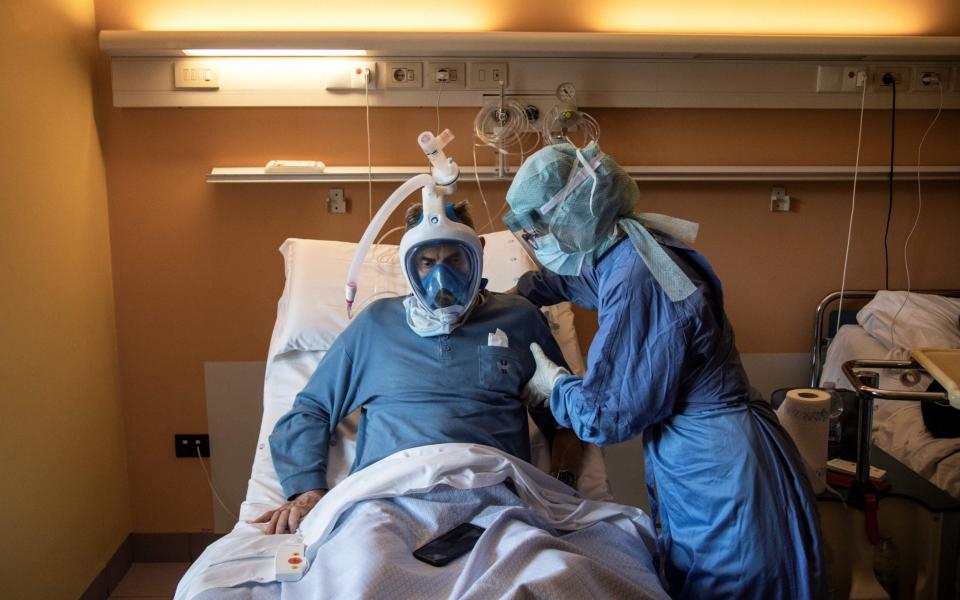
[257,202,582,534]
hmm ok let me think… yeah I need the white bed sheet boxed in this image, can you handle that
[820,325,960,498]
[177,444,661,600]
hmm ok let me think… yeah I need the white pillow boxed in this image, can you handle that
[263,234,610,500]
[270,231,586,373]
[857,291,960,351]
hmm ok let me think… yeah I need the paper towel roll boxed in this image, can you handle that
[777,388,832,493]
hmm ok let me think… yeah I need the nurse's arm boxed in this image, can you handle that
[550,277,691,446]
[516,269,594,308]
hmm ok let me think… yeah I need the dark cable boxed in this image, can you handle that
[882,73,896,290]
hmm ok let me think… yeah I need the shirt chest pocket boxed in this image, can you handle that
[478,346,525,395]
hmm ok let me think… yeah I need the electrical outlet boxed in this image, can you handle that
[175,434,210,458]
[426,62,466,90]
[327,188,347,214]
[324,61,377,91]
[869,66,911,92]
[173,61,220,90]
[840,66,868,92]
[770,187,791,212]
[911,66,950,92]
[385,62,423,89]
[468,62,509,90]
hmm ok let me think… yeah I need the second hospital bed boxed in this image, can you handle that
[815,289,960,499]
[175,231,668,599]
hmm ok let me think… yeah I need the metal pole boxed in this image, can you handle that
[855,370,879,486]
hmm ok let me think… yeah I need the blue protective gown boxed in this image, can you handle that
[518,235,826,599]
[269,293,567,500]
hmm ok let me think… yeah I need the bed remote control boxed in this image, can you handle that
[275,542,308,582]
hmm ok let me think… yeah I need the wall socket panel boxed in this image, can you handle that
[327,188,347,213]
[426,62,466,90]
[911,66,951,92]
[173,61,220,90]
[175,434,210,458]
[468,62,509,90]
[869,66,911,92]
[385,62,423,89]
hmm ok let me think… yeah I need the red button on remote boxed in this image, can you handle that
[288,557,303,564]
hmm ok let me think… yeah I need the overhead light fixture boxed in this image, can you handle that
[183,48,366,56]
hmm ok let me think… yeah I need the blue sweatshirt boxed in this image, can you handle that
[269,292,567,499]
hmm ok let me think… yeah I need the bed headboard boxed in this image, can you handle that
[810,289,960,387]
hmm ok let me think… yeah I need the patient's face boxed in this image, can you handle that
[415,245,470,278]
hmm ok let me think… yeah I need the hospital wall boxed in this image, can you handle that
[0,0,132,597]
[94,103,960,533]
[91,2,960,534]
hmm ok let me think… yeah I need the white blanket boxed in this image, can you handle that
[177,444,664,600]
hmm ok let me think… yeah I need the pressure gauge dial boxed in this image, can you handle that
[556,82,577,101]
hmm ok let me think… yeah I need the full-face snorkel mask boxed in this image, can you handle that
[344,129,460,317]
[399,199,483,336]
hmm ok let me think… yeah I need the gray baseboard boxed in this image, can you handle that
[78,533,223,599]
[132,532,224,562]
[78,535,131,600]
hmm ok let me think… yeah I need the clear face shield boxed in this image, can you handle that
[504,207,587,276]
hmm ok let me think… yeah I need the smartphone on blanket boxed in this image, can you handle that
[413,523,486,567]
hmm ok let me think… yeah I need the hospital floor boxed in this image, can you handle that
[108,562,189,599]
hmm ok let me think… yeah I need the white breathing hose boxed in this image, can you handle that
[345,173,434,316]
[345,130,460,317]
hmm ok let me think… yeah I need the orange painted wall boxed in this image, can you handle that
[1,0,131,595]
[92,2,960,532]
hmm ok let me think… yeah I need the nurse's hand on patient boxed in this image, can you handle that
[252,489,326,535]
[522,343,571,407]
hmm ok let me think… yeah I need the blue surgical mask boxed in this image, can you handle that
[534,233,587,276]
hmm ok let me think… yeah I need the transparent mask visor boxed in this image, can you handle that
[406,240,480,310]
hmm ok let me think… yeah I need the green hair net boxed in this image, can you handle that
[504,142,638,256]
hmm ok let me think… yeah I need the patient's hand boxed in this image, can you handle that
[550,429,585,487]
[252,489,326,535]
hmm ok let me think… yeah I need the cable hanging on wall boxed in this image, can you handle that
[881,73,897,290]
[835,70,868,336]
[890,77,945,346]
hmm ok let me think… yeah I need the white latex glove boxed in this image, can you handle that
[522,342,571,407]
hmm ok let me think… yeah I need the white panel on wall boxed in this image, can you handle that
[604,438,650,512]
[204,361,266,533]
[740,352,813,399]
[109,56,960,109]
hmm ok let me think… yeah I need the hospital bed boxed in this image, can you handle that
[814,289,960,499]
[175,231,667,600]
